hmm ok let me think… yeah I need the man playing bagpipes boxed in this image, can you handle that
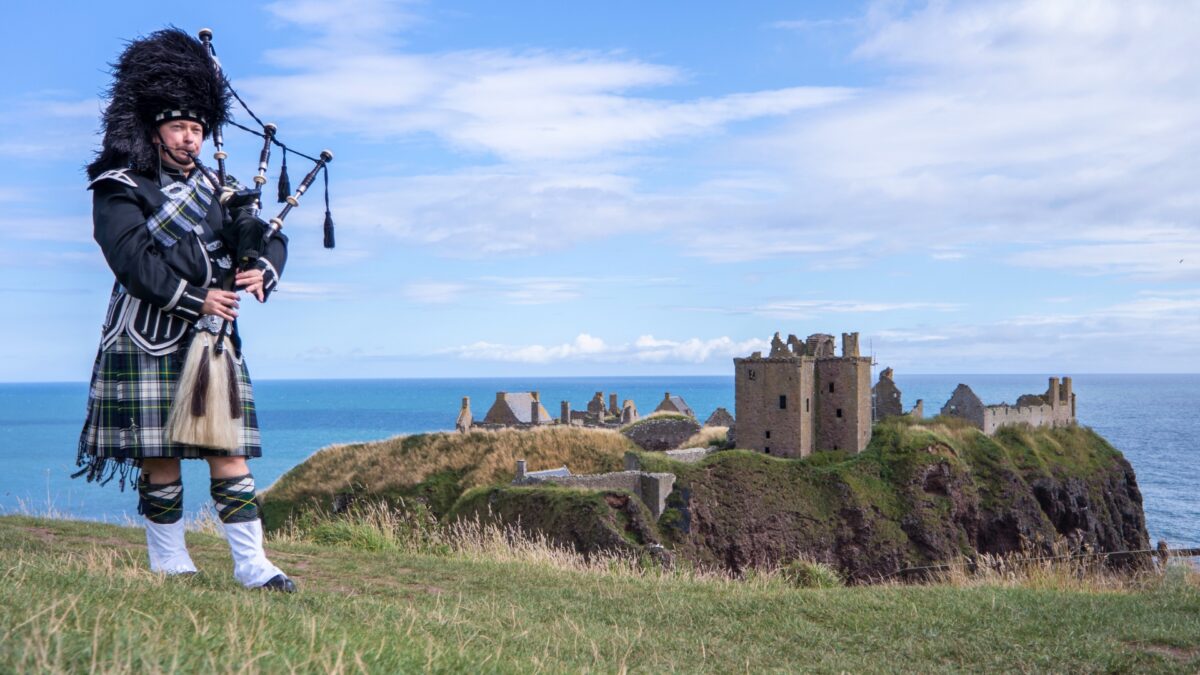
[75,28,295,591]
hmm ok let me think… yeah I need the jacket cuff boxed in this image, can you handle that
[254,258,279,301]
[168,283,208,321]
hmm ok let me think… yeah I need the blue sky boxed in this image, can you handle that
[3,0,1198,381]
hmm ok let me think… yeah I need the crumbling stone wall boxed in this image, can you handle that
[873,368,904,420]
[942,377,1076,435]
[941,384,986,429]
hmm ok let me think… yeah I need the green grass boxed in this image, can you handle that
[2,515,1199,673]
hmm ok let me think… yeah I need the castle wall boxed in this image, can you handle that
[943,377,1076,435]
[982,403,1062,435]
[814,356,872,452]
[734,356,814,457]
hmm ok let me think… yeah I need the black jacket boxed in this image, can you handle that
[90,167,287,355]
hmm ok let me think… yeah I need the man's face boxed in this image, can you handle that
[155,119,205,169]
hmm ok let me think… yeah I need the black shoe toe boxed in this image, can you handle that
[259,574,297,593]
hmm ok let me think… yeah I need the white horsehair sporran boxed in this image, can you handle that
[166,327,242,450]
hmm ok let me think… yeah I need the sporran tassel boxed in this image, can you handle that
[191,346,210,417]
[166,333,241,451]
[227,351,242,419]
[277,149,291,203]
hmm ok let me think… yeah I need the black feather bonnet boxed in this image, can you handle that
[87,28,231,179]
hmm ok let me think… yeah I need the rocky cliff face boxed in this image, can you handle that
[652,420,1149,581]
[448,420,1150,582]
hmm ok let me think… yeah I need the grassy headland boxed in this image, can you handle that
[263,427,638,530]
[1,514,1198,672]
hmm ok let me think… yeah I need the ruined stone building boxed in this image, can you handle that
[481,392,553,427]
[734,331,872,457]
[872,368,923,421]
[560,391,639,427]
[654,392,695,418]
[941,377,1076,435]
[704,407,735,427]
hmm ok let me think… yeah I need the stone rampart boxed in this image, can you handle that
[981,402,1073,435]
[543,471,676,518]
[514,462,676,518]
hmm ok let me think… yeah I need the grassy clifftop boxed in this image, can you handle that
[263,427,637,530]
[265,418,1149,581]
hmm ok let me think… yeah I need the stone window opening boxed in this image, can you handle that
[833,444,839,450]
[765,430,771,439]
[765,447,771,454]
[836,408,843,418]
[779,395,787,410]
[805,398,810,412]
[829,382,835,393]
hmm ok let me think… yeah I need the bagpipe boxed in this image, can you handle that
[167,28,334,450]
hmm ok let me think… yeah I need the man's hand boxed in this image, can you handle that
[236,269,267,302]
[201,289,240,320]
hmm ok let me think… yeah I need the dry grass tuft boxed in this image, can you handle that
[681,426,728,450]
[901,539,1200,593]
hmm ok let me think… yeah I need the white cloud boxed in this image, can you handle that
[404,275,678,305]
[403,281,470,304]
[738,0,1200,269]
[752,300,961,319]
[246,3,852,162]
[630,335,770,363]
[332,167,662,256]
[444,333,769,365]
[872,291,1200,372]
[449,333,611,364]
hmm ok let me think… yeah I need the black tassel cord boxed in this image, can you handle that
[191,345,210,417]
[323,165,335,249]
[277,148,291,203]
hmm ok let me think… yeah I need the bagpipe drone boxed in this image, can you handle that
[165,28,335,450]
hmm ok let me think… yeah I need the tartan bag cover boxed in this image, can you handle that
[144,170,215,247]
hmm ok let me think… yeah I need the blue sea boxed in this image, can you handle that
[1,375,1196,548]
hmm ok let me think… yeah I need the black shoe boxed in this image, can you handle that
[259,574,297,593]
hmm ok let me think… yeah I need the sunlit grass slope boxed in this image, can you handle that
[2,515,1199,673]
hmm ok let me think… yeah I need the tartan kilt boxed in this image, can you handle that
[75,332,262,487]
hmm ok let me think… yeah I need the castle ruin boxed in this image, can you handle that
[872,368,923,421]
[941,377,1076,435]
[734,332,872,456]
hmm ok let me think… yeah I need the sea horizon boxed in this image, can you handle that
[2,374,1196,549]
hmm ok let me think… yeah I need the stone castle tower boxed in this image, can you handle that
[734,331,872,457]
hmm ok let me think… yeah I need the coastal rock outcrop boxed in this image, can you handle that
[455,419,1150,582]
[653,420,1149,581]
